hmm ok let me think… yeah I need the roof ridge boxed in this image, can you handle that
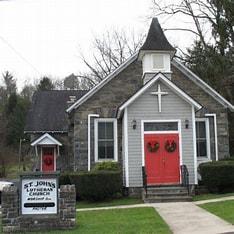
[66,52,138,113]
[172,58,234,111]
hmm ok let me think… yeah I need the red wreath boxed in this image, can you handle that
[43,156,53,166]
[147,141,160,153]
[165,140,177,153]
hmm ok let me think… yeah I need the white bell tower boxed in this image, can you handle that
[138,18,176,84]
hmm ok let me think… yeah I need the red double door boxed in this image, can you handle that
[144,133,180,185]
[42,147,55,172]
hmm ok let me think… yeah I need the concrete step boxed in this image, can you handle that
[142,185,191,203]
[146,189,188,194]
[146,186,187,191]
[146,191,189,197]
[144,196,192,203]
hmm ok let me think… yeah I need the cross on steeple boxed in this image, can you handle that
[151,84,168,112]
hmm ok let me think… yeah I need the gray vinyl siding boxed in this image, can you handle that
[126,81,195,187]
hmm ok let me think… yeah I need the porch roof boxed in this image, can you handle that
[31,133,62,146]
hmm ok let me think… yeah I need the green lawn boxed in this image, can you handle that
[1,208,171,234]
[3,163,32,179]
[199,200,234,224]
[76,197,143,209]
[193,192,234,201]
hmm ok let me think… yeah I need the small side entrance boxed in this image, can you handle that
[143,121,181,185]
[41,147,55,172]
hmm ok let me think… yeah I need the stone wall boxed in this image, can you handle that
[69,59,231,173]
[1,185,76,233]
[172,65,230,158]
[72,60,143,171]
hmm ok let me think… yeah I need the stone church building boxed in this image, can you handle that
[25,18,234,194]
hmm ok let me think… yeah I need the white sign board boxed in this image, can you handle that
[21,178,58,215]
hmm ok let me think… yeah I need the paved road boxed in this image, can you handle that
[153,202,234,234]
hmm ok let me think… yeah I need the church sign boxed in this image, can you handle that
[20,173,58,215]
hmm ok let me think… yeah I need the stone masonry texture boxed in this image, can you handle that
[71,60,142,171]
[1,185,76,233]
[70,59,231,173]
[172,66,230,159]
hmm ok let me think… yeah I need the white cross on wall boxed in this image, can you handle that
[151,84,168,112]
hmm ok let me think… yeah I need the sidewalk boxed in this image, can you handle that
[153,202,234,234]
[194,195,234,205]
[76,203,151,211]
[76,196,234,234]
[76,195,234,212]
[2,196,234,234]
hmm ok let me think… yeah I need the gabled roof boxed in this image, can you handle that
[31,133,62,146]
[25,90,88,133]
[66,52,138,113]
[117,73,202,118]
[140,18,175,52]
[65,52,233,113]
[172,59,234,112]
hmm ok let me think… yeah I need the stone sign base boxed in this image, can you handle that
[1,185,76,233]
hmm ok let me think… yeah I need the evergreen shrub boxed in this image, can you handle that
[199,160,234,193]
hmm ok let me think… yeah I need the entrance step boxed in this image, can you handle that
[142,186,192,203]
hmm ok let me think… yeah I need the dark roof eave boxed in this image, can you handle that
[24,130,68,134]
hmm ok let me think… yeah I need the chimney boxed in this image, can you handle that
[67,96,76,105]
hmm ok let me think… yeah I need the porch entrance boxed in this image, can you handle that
[42,147,55,172]
[143,121,180,185]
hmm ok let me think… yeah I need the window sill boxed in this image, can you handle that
[197,157,211,165]
[95,159,118,163]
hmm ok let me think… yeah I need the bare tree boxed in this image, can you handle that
[152,0,234,56]
[78,28,145,89]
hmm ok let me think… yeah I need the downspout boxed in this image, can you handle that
[88,114,99,171]
[205,113,218,161]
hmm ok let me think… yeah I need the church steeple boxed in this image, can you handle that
[139,18,176,83]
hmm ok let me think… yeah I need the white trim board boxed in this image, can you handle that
[172,59,234,111]
[123,108,129,187]
[88,114,100,171]
[192,106,198,184]
[31,133,62,146]
[195,118,211,160]
[205,113,218,161]
[94,118,118,162]
[118,73,202,118]
[66,52,138,113]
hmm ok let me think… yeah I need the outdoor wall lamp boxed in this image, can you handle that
[185,119,189,129]
[132,119,137,130]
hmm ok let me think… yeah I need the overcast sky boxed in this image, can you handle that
[0,0,195,90]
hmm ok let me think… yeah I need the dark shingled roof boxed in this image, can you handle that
[24,90,88,132]
[140,18,175,51]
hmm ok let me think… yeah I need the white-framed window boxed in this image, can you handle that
[152,54,164,70]
[94,118,118,162]
[196,118,210,158]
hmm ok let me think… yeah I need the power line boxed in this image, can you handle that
[0,35,41,75]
